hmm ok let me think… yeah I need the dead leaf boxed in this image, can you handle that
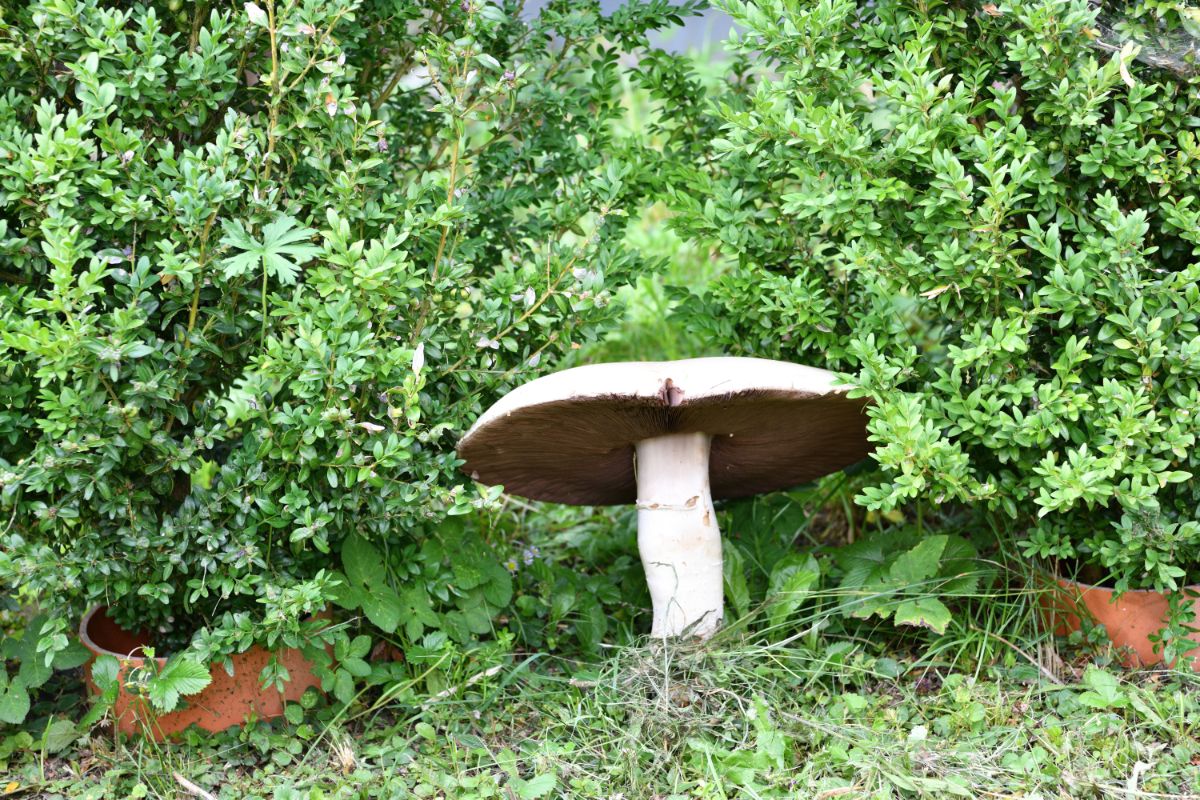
[1118,47,1136,88]
[920,284,953,299]
[982,3,1002,16]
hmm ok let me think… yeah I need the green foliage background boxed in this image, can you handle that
[0,0,699,702]
[3,0,1200,752]
[666,0,1200,594]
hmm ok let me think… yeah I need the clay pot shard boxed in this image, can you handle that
[1041,577,1200,669]
[79,605,323,739]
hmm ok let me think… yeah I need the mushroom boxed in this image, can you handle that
[457,357,872,638]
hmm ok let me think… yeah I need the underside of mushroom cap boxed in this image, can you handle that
[457,357,873,505]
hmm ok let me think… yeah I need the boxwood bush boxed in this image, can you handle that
[0,0,694,711]
[666,0,1200,606]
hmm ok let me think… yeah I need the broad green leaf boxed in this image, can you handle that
[766,553,820,629]
[147,658,212,712]
[514,773,557,799]
[574,598,606,652]
[481,561,513,607]
[723,541,751,619]
[41,718,77,754]
[892,598,953,634]
[888,536,948,587]
[359,585,402,634]
[401,587,441,642]
[1078,666,1127,709]
[332,669,355,705]
[937,536,981,594]
[90,655,121,692]
[0,674,31,725]
[341,534,387,589]
[326,572,364,610]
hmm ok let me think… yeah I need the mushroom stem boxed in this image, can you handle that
[635,431,722,638]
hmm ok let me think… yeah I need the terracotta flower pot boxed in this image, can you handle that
[1041,576,1200,669]
[79,605,324,739]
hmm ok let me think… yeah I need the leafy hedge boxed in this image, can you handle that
[668,0,1200,598]
[0,0,693,705]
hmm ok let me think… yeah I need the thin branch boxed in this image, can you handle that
[174,772,218,800]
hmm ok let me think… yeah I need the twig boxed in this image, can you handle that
[173,773,218,800]
[260,0,281,182]
[420,664,504,710]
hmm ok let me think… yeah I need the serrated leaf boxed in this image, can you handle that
[41,718,77,754]
[51,640,91,671]
[892,597,953,634]
[766,553,819,629]
[147,658,212,712]
[0,674,31,725]
[359,585,402,634]
[341,534,387,589]
[888,536,948,587]
[347,635,371,660]
[219,213,319,286]
[90,655,120,692]
[937,536,981,594]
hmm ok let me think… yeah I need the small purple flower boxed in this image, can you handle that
[376,138,389,153]
[522,545,540,566]
[503,70,515,84]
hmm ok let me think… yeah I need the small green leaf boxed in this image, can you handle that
[1078,666,1127,709]
[147,658,212,712]
[284,703,304,725]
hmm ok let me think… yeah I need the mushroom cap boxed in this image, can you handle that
[457,357,873,505]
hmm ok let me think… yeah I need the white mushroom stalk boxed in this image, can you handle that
[635,432,722,638]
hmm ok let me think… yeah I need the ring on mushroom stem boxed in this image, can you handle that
[457,357,873,640]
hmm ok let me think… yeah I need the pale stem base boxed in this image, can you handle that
[635,431,722,638]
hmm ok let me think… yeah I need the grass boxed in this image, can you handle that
[8,472,1200,798]
[12,582,1200,799]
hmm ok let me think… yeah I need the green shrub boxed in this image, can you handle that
[0,0,694,713]
[666,0,1200,598]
